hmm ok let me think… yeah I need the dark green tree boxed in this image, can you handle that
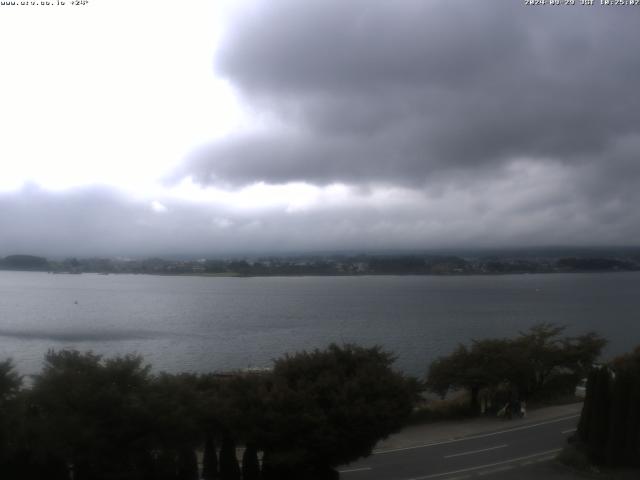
[241,443,261,480]
[202,433,219,479]
[610,346,640,466]
[144,372,203,480]
[219,435,241,480]
[0,359,21,401]
[427,324,606,411]
[587,367,611,464]
[0,359,24,478]
[260,344,418,477]
[516,325,606,398]
[426,339,523,412]
[575,347,640,467]
[30,350,155,480]
[605,369,632,465]
[577,369,598,443]
[177,448,199,480]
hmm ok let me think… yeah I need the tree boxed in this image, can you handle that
[0,359,21,402]
[177,447,199,480]
[426,338,527,412]
[219,435,241,480]
[0,254,49,271]
[577,369,598,443]
[515,325,606,398]
[242,443,261,480]
[0,359,24,477]
[426,324,606,412]
[196,373,267,479]
[260,344,419,477]
[201,433,219,480]
[605,368,632,466]
[30,350,155,479]
[575,346,640,467]
[144,372,203,479]
[609,347,640,467]
[587,367,611,464]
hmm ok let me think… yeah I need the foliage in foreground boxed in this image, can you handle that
[426,323,606,412]
[0,344,417,480]
[575,346,640,467]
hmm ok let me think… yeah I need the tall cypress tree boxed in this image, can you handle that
[260,451,275,480]
[219,436,241,480]
[202,434,218,480]
[241,443,261,480]
[177,448,199,480]
[621,371,640,466]
[577,369,598,443]
[588,367,611,464]
[154,450,179,480]
[605,370,631,466]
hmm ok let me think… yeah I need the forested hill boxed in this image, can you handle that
[0,254,49,271]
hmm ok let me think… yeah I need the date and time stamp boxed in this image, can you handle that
[525,0,640,5]
[0,1,89,7]
[3,0,639,9]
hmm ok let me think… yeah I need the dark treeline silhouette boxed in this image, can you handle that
[556,257,637,272]
[0,327,626,477]
[3,251,640,276]
[0,254,49,271]
[575,346,640,467]
[425,324,606,414]
[0,345,418,480]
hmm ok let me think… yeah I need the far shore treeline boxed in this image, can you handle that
[2,248,640,276]
[2,324,636,479]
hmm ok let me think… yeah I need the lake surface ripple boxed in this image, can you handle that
[1,271,638,377]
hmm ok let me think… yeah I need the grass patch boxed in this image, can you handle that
[557,444,592,473]
[407,393,474,425]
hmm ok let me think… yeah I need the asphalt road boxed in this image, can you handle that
[338,414,580,480]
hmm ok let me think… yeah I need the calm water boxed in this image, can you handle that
[1,271,639,377]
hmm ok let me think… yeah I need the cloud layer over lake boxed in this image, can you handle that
[2,0,640,256]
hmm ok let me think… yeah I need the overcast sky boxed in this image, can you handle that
[1,0,639,257]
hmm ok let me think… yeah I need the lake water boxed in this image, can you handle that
[1,271,639,377]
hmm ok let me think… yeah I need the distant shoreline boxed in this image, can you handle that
[2,252,639,277]
[1,269,639,278]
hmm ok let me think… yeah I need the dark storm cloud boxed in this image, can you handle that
[180,0,640,187]
[4,1,640,255]
[2,168,640,258]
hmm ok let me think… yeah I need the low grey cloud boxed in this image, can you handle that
[181,0,640,190]
[3,1,640,255]
[2,164,640,258]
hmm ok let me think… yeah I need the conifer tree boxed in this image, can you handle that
[219,435,241,480]
[623,380,640,466]
[577,368,598,443]
[202,434,219,480]
[177,448,199,480]
[154,450,179,480]
[242,443,261,480]
[587,367,611,464]
[605,370,631,466]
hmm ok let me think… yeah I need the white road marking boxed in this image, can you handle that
[443,444,508,459]
[477,465,514,475]
[407,448,562,480]
[561,428,577,434]
[338,467,372,474]
[375,415,579,455]
[520,453,558,466]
